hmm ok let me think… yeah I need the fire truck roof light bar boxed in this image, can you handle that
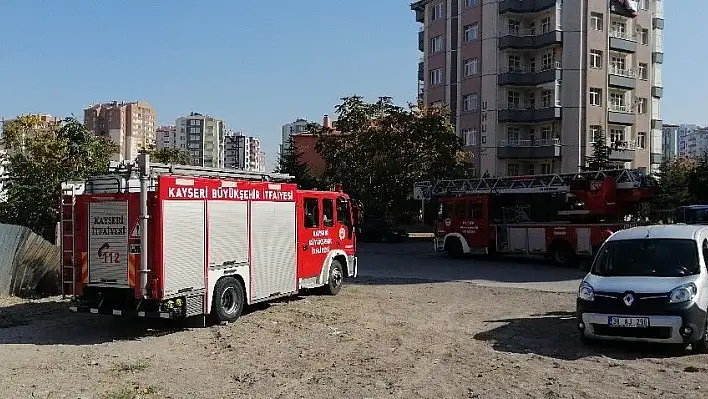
[414,168,651,200]
[106,160,295,182]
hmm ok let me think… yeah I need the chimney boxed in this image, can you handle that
[323,114,331,128]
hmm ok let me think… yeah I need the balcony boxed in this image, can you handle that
[497,138,561,159]
[418,59,424,81]
[498,0,558,14]
[607,104,634,125]
[498,105,562,123]
[608,140,636,162]
[498,63,561,86]
[418,29,424,52]
[652,52,664,64]
[609,0,638,18]
[411,0,425,22]
[653,18,664,30]
[652,86,663,98]
[652,119,663,130]
[609,32,637,53]
[499,29,562,50]
[607,66,636,89]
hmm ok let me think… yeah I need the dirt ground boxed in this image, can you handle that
[1,277,707,399]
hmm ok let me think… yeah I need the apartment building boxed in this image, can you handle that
[224,131,266,172]
[678,125,708,158]
[175,112,227,168]
[155,125,178,149]
[661,123,678,160]
[280,118,313,155]
[1,114,62,150]
[84,101,156,162]
[411,0,664,176]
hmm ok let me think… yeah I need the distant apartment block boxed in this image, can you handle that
[280,118,313,156]
[224,131,265,172]
[175,112,226,168]
[84,101,156,162]
[1,114,62,150]
[661,123,678,160]
[678,124,708,158]
[155,125,178,149]
[290,115,336,177]
[411,0,664,176]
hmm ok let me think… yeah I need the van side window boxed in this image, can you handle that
[336,197,349,224]
[322,198,334,227]
[304,198,319,228]
[703,240,708,267]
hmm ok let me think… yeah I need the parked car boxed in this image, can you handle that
[358,219,409,243]
[576,224,708,353]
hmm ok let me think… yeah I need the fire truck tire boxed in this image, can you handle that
[211,277,245,323]
[549,242,575,267]
[447,238,463,259]
[323,260,344,296]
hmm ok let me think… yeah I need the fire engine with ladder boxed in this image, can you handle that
[414,168,655,267]
[59,154,360,325]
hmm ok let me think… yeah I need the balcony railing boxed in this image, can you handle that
[609,104,631,113]
[503,27,556,37]
[501,61,562,74]
[608,140,637,151]
[608,65,636,77]
[500,102,560,110]
[609,31,636,41]
[498,138,561,147]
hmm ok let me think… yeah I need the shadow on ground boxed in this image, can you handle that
[0,294,311,346]
[474,311,688,360]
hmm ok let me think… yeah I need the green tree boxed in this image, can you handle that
[274,136,319,189]
[584,127,613,171]
[310,96,465,218]
[650,156,696,211]
[0,116,117,241]
[142,145,191,165]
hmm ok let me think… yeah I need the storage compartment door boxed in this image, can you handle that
[208,201,248,267]
[576,228,592,255]
[87,200,129,286]
[251,201,297,301]
[162,200,206,296]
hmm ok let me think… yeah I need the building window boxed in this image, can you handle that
[507,163,521,176]
[590,13,603,31]
[507,91,521,109]
[432,3,444,20]
[638,63,648,79]
[639,0,647,10]
[637,132,647,149]
[541,126,552,141]
[508,55,521,72]
[610,92,625,108]
[542,52,553,70]
[540,163,552,175]
[610,128,625,143]
[462,128,477,146]
[589,88,602,106]
[464,0,479,6]
[508,20,520,36]
[430,35,444,53]
[589,125,602,143]
[541,90,552,108]
[590,50,603,68]
[610,55,626,74]
[611,21,626,37]
[430,68,443,85]
[464,23,479,41]
[637,98,648,114]
[463,58,479,76]
[507,127,521,142]
[541,17,551,33]
[641,29,649,45]
[463,93,479,111]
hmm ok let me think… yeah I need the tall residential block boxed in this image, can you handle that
[280,118,312,156]
[155,125,178,149]
[84,101,156,162]
[661,123,678,160]
[224,131,265,172]
[411,0,664,176]
[175,112,227,168]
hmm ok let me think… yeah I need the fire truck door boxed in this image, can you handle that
[298,196,331,279]
[459,199,489,250]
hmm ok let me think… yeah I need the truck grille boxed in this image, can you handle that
[87,201,130,286]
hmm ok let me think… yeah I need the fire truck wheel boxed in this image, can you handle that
[211,277,245,323]
[447,238,463,259]
[550,242,575,267]
[323,260,344,296]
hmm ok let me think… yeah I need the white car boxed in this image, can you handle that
[576,224,708,353]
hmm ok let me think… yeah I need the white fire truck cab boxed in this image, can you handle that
[61,154,360,325]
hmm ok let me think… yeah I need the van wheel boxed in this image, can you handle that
[692,317,708,354]
[322,260,344,296]
[211,277,245,323]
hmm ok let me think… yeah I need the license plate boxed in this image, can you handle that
[608,316,650,328]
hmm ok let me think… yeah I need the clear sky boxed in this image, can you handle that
[0,1,704,170]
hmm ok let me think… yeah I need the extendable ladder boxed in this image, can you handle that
[60,184,79,299]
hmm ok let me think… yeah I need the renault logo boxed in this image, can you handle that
[623,293,635,307]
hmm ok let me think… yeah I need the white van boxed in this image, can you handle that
[576,224,708,353]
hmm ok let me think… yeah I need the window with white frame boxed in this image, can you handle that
[637,132,647,149]
[463,93,479,111]
[542,90,552,108]
[590,50,603,68]
[589,88,602,106]
[542,52,553,70]
[463,58,479,77]
[641,29,649,45]
[507,91,521,108]
[639,0,647,10]
[463,128,477,145]
[541,126,552,141]
[507,163,520,176]
[589,125,602,142]
[507,127,521,143]
[541,17,551,33]
[611,21,626,37]
[638,63,648,79]
[590,13,603,31]
[432,3,443,20]
[508,55,521,71]
[610,92,625,108]
[637,98,648,114]
[508,20,520,35]
[431,35,444,53]
[464,0,479,7]
[610,127,625,143]
[430,68,443,85]
[464,23,479,41]
[610,55,626,74]
[540,163,552,175]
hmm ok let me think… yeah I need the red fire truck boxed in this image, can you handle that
[414,169,655,267]
[60,154,360,325]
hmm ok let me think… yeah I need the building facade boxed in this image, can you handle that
[175,113,226,168]
[280,118,313,156]
[411,0,664,176]
[223,131,265,172]
[155,125,178,150]
[661,123,678,160]
[678,124,708,158]
[84,101,156,162]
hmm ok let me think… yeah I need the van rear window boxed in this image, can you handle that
[591,238,700,277]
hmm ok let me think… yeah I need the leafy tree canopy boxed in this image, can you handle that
[274,136,319,190]
[310,96,466,218]
[0,115,117,241]
[141,144,191,165]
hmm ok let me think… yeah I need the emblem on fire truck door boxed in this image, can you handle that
[339,226,346,240]
[444,218,452,227]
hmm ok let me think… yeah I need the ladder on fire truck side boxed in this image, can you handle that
[107,159,295,182]
[413,168,653,200]
[60,182,84,299]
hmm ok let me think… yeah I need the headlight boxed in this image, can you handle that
[669,283,698,304]
[578,282,595,301]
